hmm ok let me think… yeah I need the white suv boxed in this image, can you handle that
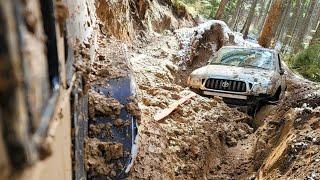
[188,46,286,114]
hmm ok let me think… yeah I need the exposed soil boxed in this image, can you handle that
[88,90,123,118]
[81,36,139,179]
[253,75,320,179]
[85,138,124,177]
[126,26,257,179]
[9,0,320,179]
[94,0,194,42]
[72,1,320,179]
[125,22,320,179]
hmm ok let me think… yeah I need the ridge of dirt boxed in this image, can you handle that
[252,76,320,180]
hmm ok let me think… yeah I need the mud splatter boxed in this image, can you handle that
[88,90,123,118]
[85,138,124,177]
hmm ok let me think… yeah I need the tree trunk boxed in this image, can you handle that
[257,0,273,34]
[278,0,294,42]
[293,0,317,53]
[308,5,320,38]
[233,1,245,31]
[241,0,259,39]
[224,0,233,23]
[258,0,283,48]
[274,0,293,43]
[281,0,301,52]
[215,0,228,20]
[254,0,266,28]
[310,23,320,46]
[230,0,243,30]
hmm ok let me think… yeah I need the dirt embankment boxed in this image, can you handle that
[253,75,320,179]
[72,0,320,179]
[95,0,194,41]
[72,0,197,178]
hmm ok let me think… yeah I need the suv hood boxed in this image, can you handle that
[191,64,276,84]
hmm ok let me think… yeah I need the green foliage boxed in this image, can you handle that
[177,0,254,28]
[180,0,240,19]
[177,0,220,18]
[286,44,320,82]
[172,0,188,17]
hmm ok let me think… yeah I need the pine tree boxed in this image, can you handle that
[241,0,259,39]
[310,23,320,46]
[254,0,266,28]
[230,0,243,30]
[257,0,273,34]
[292,0,317,52]
[215,0,229,20]
[274,0,292,43]
[281,0,302,52]
[258,0,283,48]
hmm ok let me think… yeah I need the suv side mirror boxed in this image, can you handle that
[208,54,218,64]
[279,69,285,75]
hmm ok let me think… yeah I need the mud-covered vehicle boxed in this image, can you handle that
[188,46,286,115]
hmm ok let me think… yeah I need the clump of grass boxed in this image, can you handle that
[286,44,320,82]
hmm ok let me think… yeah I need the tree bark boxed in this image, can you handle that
[279,0,294,42]
[258,0,283,48]
[287,0,307,51]
[310,23,320,46]
[254,0,266,28]
[215,0,229,20]
[293,0,317,52]
[281,0,301,52]
[275,0,292,43]
[257,0,273,34]
[230,0,243,30]
[308,5,320,38]
[233,1,245,31]
[241,0,259,39]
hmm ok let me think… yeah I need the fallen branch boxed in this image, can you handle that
[154,91,196,122]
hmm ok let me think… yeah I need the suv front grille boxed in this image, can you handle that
[205,78,247,92]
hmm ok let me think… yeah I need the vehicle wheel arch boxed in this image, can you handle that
[271,86,282,101]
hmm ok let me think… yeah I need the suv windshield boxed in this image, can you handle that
[210,48,274,70]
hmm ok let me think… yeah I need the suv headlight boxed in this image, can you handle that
[188,76,202,87]
[251,82,271,94]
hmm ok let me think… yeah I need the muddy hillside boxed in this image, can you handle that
[71,0,320,179]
